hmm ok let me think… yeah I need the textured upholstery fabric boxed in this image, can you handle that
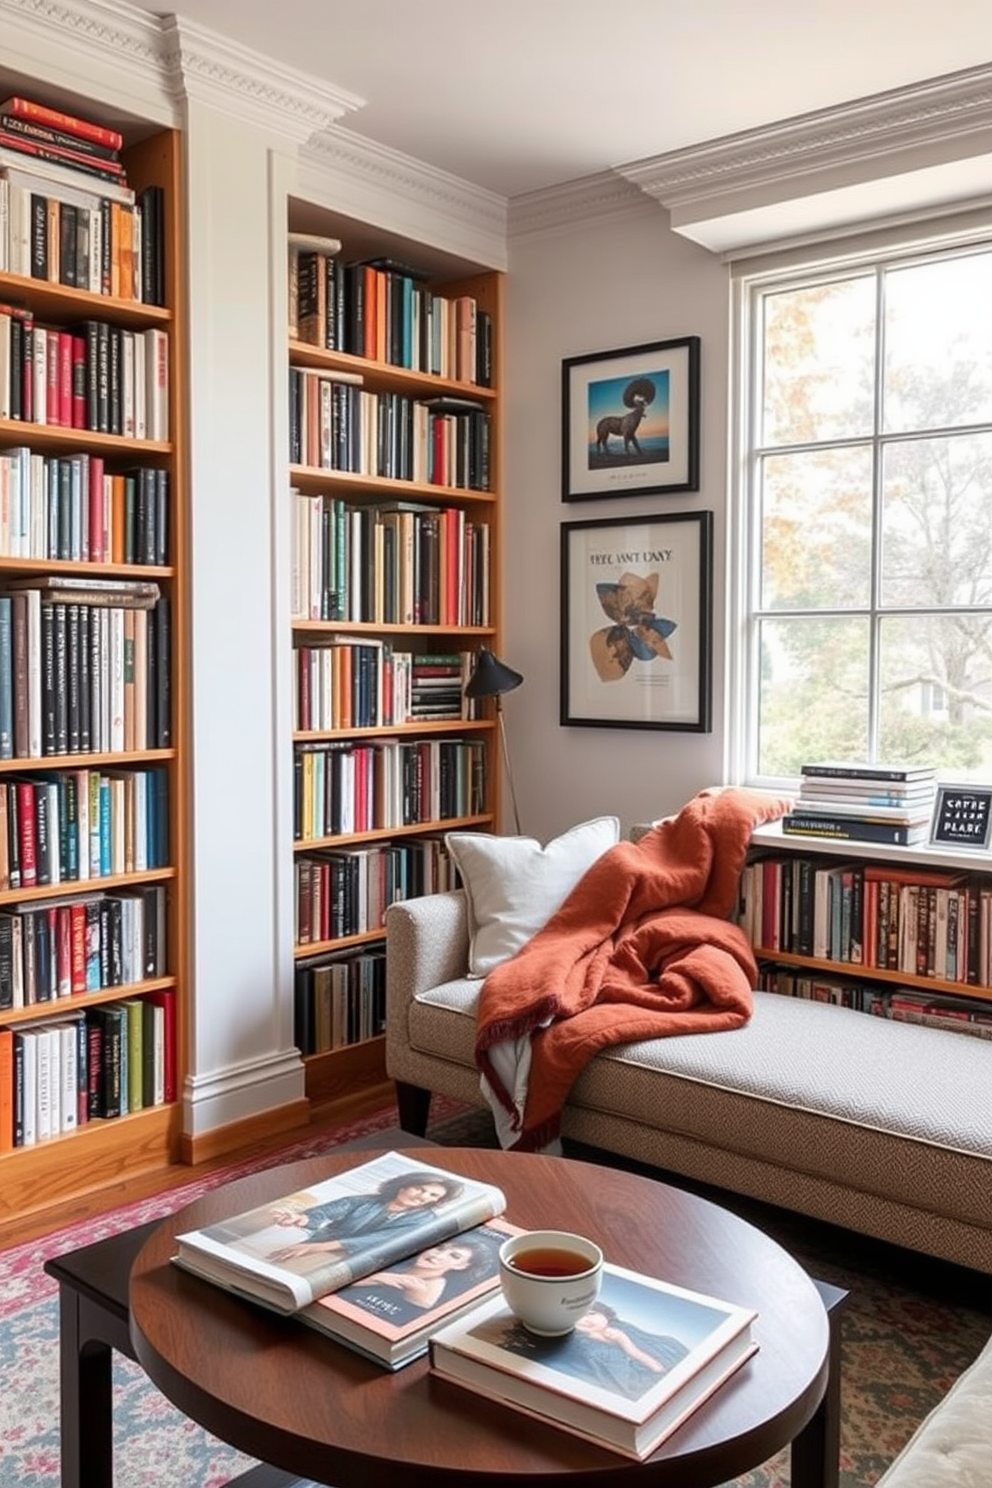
[876,1331,992,1487]
[385,890,992,1272]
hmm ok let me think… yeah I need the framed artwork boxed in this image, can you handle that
[560,510,713,732]
[929,785,992,851]
[561,336,700,502]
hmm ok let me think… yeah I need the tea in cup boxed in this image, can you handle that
[498,1229,603,1335]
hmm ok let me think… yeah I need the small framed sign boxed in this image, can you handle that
[929,785,992,851]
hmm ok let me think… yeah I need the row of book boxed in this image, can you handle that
[759,966,992,1040]
[293,946,387,1055]
[294,646,477,732]
[0,93,166,303]
[0,450,168,565]
[289,245,493,387]
[0,985,176,1149]
[741,854,992,986]
[289,372,491,490]
[0,765,168,891]
[0,882,167,1011]
[292,736,486,843]
[295,829,461,945]
[0,312,170,440]
[0,583,171,759]
[782,760,938,846]
[291,492,490,628]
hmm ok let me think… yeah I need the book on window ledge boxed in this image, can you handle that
[171,1150,507,1315]
[429,1261,758,1461]
[781,812,931,845]
[300,1215,526,1369]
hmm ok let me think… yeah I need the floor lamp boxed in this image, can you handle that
[464,648,524,835]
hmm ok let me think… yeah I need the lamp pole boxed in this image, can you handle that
[496,694,522,836]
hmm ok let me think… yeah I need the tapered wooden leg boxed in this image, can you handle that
[58,1291,114,1488]
[395,1081,432,1134]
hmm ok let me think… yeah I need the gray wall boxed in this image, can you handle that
[503,188,732,843]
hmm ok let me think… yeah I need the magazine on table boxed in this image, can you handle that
[429,1261,758,1460]
[172,1151,507,1314]
[300,1216,526,1368]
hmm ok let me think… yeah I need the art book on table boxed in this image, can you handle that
[172,1150,507,1315]
[429,1262,758,1461]
[301,1215,525,1369]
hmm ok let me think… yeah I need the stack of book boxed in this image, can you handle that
[782,762,938,846]
[169,1148,760,1455]
[0,94,165,304]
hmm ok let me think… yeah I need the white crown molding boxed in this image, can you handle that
[0,0,364,141]
[160,16,365,144]
[619,63,992,207]
[508,170,655,242]
[299,125,508,270]
[0,0,176,124]
[616,62,992,252]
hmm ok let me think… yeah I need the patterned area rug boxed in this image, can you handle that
[2,1100,991,1487]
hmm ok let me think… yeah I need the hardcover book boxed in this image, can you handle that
[429,1262,758,1460]
[301,1215,525,1369]
[172,1150,507,1315]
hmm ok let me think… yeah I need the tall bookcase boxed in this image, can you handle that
[286,203,503,1105]
[0,118,187,1225]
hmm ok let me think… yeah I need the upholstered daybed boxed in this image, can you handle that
[385,884,992,1274]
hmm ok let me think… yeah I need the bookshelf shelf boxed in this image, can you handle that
[0,111,187,1214]
[745,827,992,1033]
[286,213,502,1093]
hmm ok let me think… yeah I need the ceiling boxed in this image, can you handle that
[129,0,992,199]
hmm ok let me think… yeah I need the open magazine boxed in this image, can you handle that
[172,1151,507,1314]
[430,1261,758,1460]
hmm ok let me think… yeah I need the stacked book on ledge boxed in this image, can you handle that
[782,761,938,846]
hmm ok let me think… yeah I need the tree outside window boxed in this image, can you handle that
[738,243,992,782]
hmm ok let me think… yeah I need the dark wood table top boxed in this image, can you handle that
[129,1146,829,1488]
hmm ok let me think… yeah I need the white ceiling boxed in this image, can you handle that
[130,0,992,198]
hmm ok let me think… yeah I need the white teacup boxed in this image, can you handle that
[498,1229,604,1336]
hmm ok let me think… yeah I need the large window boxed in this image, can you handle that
[735,238,992,784]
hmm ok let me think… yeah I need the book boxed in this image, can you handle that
[0,97,123,152]
[300,1215,525,1369]
[792,798,933,824]
[172,1150,507,1315]
[429,1261,758,1460]
[782,814,930,845]
[800,762,937,783]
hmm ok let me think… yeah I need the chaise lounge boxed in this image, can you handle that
[385,884,992,1274]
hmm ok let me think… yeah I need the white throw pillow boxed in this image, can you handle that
[445,817,620,977]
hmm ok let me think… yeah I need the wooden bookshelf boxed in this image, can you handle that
[744,825,992,1031]
[0,118,188,1224]
[286,210,503,1103]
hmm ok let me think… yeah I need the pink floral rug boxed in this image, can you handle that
[2,1101,991,1487]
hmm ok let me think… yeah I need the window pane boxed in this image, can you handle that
[760,277,875,447]
[756,616,869,776]
[883,253,992,434]
[878,614,992,774]
[760,447,873,609]
[881,432,992,608]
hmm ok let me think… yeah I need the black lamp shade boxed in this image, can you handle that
[464,648,524,699]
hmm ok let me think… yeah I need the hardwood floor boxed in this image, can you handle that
[3,1081,397,1251]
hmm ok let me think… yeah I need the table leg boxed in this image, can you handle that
[57,1288,115,1488]
[791,1280,846,1488]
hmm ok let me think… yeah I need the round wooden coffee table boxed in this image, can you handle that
[130,1147,831,1488]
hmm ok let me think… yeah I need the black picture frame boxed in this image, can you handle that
[929,785,992,851]
[561,336,700,502]
[560,510,713,732]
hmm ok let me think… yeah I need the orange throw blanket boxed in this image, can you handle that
[475,787,792,1151]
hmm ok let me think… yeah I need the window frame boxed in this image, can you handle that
[728,224,992,790]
